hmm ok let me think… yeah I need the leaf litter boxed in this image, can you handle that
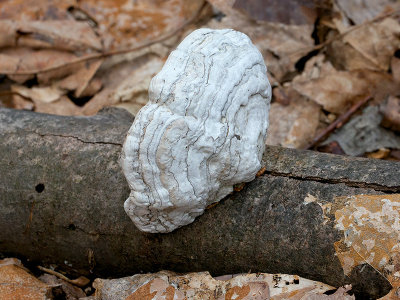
[1,0,400,298]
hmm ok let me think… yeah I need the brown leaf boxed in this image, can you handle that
[317,141,346,155]
[94,271,336,299]
[335,0,400,25]
[333,17,400,71]
[33,96,83,116]
[0,48,88,83]
[291,54,389,113]
[0,258,51,299]
[266,95,321,149]
[76,0,205,51]
[0,0,206,52]
[381,96,400,132]
[82,56,162,116]
[39,274,86,299]
[78,78,103,98]
[0,20,102,51]
[206,13,314,82]
[333,194,400,299]
[11,85,65,103]
[327,39,375,71]
[391,56,400,83]
[0,0,74,21]
[57,58,103,97]
[111,57,164,115]
[307,286,354,300]
[232,0,318,25]
[366,148,391,159]
[10,94,34,110]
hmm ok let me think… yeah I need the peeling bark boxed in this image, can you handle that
[1,108,399,298]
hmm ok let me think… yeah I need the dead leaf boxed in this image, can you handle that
[82,55,161,115]
[76,0,206,51]
[29,95,82,116]
[333,17,400,71]
[0,258,52,299]
[381,96,400,132]
[94,271,337,300]
[110,57,164,115]
[11,95,34,111]
[326,39,375,71]
[207,14,314,82]
[232,0,318,25]
[317,141,346,155]
[291,54,391,113]
[0,20,101,51]
[57,58,103,97]
[307,286,355,300]
[79,78,103,98]
[0,0,74,21]
[0,48,88,82]
[266,95,321,149]
[335,0,400,25]
[39,274,86,299]
[11,85,65,103]
[333,194,400,299]
[366,148,391,159]
[391,56,400,83]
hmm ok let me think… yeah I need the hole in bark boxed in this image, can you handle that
[35,183,45,193]
[67,224,76,230]
[293,279,299,284]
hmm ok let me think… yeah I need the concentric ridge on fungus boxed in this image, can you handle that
[121,28,271,233]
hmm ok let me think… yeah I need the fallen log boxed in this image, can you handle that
[1,107,399,298]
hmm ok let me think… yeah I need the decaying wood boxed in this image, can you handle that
[1,108,399,298]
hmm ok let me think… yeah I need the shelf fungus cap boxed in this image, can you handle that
[121,28,271,233]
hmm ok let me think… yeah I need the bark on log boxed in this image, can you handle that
[1,107,399,298]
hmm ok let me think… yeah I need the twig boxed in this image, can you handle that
[304,95,372,150]
[37,266,90,287]
[3,2,208,76]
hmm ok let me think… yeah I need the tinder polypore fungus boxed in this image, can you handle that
[121,28,271,233]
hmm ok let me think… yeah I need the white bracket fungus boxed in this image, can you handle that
[121,28,271,233]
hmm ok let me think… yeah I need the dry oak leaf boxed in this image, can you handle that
[0,48,91,83]
[381,96,400,133]
[335,0,400,25]
[334,194,400,300]
[266,96,321,149]
[111,57,164,115]
[206,15,313,82]
[93,271,339,300]
[0,258,52,300]
[76,0,206,51]
[333,17,400,71]
[11,85,65,104]
[0,20,102,51]
[232,0,318,25]
[291,54,389,113]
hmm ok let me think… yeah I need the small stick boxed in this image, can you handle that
[37,265,90,287]
[304,95,372,150]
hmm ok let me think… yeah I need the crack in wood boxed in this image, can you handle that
[264,170,400,193]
